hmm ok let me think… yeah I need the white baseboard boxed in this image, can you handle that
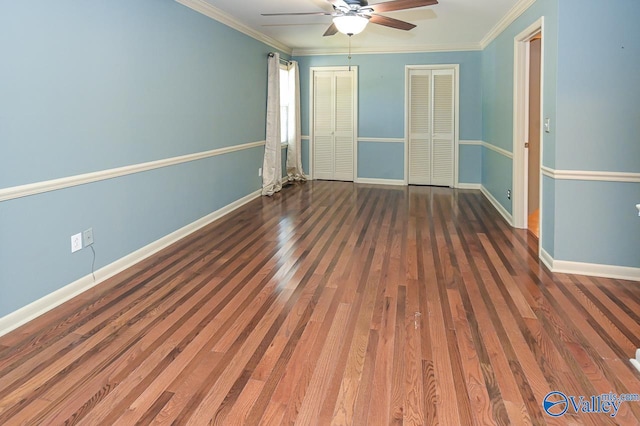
[630,349,640,374]
[0,189,262,337]
[355,178,405,186]
[540,247,639,282]
[456,183,482,190]
[480,185,514,226]
[540,247,554,272]
[551,259,639,282]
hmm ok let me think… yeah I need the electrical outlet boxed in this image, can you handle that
[258,167,262,177]
[507,189,511,200]
[71,233,83,253]
[83,228,94,246]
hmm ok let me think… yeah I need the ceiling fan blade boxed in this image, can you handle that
[323,23,339,36]
[261,12,333,16]
[370,0,437,13]
[369,14,416,30]
[324,0,350,9]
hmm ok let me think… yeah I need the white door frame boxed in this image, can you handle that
[309,66,358,181]
[404,64,460,187]
[513,17,545,245]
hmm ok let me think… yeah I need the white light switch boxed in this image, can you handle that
[544,118,551,133]
[636,204,640,217]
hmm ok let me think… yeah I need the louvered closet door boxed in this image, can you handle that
[431,70,455,186]
[407,68,455,187]
[312,69,355,182]
[333,71,354,181]
[313,72,335,180]
[408,70,432,185]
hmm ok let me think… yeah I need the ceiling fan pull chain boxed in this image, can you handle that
[348,34,352,71]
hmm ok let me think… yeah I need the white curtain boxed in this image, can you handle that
[286,61,306,181]
[262,53,282,196]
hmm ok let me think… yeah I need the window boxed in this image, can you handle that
[280,65,292,144]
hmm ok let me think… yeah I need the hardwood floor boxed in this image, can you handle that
[528,209,540,239]
[1,181,639,425]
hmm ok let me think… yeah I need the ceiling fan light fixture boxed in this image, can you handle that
[333,14,369,35]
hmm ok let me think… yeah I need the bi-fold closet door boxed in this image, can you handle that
[407,67,455,187]
[312,67,357,182]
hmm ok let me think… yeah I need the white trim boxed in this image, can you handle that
[309,66,358,182]
[301,135,310,140]
[480,0,536,49]
[459,140,483,146]
[292,43,481,57]
[456,183,482,190]
[540,166,640,183]
[0,140,266,202]
[513,17,544,231]
[541,253,640,282]
[482,141,514,159]
[541,166,554,179]
[481,185,514,226]
[281,142,288,149]
[355,178,405,186]
[357,137,405,143]
[630,349,640,374]
[404,64,460,188]
[540,247,554,272]
[0,189,262,337]
[175,0,292,55]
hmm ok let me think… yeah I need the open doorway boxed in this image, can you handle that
[527,34,542,238]
[513,18,544,252]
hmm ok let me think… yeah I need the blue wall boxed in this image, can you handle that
[357,141,405,180]
[554,181,640,267]
[552,0,640,267]
[556,0,640,173]
[459,144,482,185]
[0,0,277,317]
[294,51,483,184]
[482,0,640,269]
[481,0,559,256]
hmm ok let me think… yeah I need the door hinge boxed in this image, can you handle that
[524,142,529,148]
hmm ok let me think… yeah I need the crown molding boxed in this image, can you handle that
[292,42,481,56]
[480,0,536,49]
[175,0,293,55]
[176,0,535,59]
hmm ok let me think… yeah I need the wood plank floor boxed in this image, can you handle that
[1,181,639,425]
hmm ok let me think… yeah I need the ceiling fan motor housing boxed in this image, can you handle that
[344,0,369,6]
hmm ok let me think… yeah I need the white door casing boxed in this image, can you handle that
[406,65,459,187]
[513,17,545,257]
[310,67,358,182]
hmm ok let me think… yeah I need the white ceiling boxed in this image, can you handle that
[187,0,532,55]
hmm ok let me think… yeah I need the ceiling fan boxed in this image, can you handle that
[262,0,438,37]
